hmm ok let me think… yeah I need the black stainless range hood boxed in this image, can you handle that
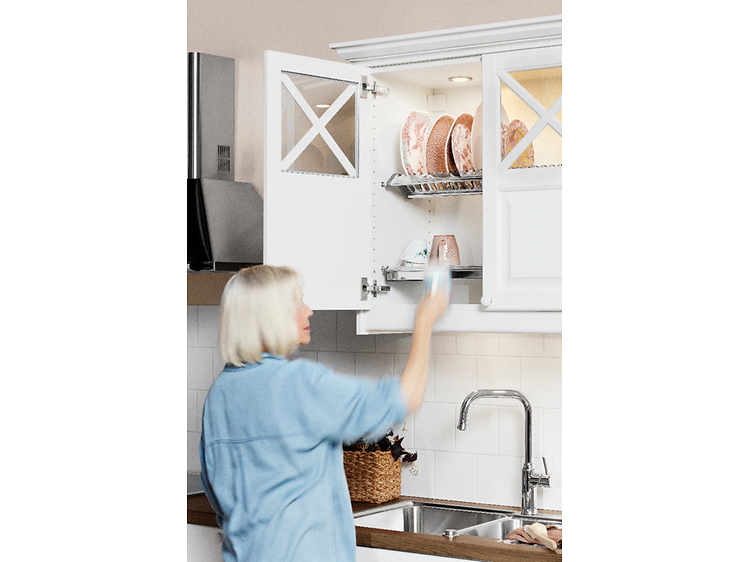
[187,52,263,272]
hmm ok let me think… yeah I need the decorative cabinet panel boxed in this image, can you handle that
[264,16,562,333]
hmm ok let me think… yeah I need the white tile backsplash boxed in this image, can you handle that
[434,354,477,403]
[355,352,395,378]
[497,333,545,357]
[187,307,563,510]
[305,310,337,351]
[435,452,477,503]
[196,306,220,347]
[455,404,499,455]
[456,333,499,356]
[414,402,457,452]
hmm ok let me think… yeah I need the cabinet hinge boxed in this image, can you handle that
[360,76,389,99]
[361,277,391,300]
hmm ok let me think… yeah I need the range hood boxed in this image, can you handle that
[187,52,263,272]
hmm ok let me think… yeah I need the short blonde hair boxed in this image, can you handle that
[219,265,303,366]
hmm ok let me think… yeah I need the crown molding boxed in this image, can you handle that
[330,15,562,70]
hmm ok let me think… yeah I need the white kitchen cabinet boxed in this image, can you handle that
[264,16,562,333]
[187,524,223,562]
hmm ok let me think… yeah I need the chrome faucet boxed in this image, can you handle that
[457,389,550,515]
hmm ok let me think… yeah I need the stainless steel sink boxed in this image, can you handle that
[353,500,561,543]
[458,514,562,541]
[353,500,515,535]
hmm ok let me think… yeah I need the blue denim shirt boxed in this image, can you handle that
[200,354,408,562]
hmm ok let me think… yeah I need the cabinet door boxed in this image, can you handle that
[482,46,562,311]
[264,50,374,310]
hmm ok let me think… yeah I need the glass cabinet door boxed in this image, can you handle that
[482,46,562,312]
[265,50,373,310]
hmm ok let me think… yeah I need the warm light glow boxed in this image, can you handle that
[448,76,472,83]
[316,104,330,108]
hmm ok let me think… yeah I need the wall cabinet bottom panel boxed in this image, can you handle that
[357,304,561,334]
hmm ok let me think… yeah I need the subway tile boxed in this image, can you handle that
[414,402,456,452]
[477,455,524,508]
[187,347,215,390]
[196,390,208,423]
[435,452,477,503]
[497,334,544,357]
[187,390,198,432]
[355,353,395,378]
[400,450,435,499]
[187,431,202,473]
[375,333,413,354]
[431,333,456,355]
[397,412,416,451]
[196,305,220,347]
[456,404,498,455]
[476,356,521,389]
[543,334,562,358]
[456,333,499,356]
[434,355,477,403]
[520,357,562,409]
[187,306,198,347]
[317,351,355,375]
[542,408,562,460]
[212,349,226,381]
[290,350,318,364]
[336,311,375,352]
[305,310,337,351]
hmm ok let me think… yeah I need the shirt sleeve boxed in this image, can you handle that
[292,359,408,444]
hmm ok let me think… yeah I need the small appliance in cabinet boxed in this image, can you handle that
[264,16,562,333]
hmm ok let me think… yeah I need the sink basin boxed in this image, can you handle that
[459,514,562,541]
[354,500,562,543]
[353,500,515,535]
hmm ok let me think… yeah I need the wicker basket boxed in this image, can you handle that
[343,449,401,503]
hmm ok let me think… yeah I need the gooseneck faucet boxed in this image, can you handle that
[457,389,550,515]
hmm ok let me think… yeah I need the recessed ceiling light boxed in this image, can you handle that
[448,76,472,83]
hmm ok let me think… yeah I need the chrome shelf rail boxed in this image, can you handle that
[382,172,483,199]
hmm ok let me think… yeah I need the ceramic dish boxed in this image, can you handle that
[504,119,535,168]
[471,104,483,171]
[470,103,509,172]
[450,113,474,174]
[400,110,433,176]
[425,114,454,175]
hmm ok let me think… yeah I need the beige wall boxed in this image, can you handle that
[187,0,562,193]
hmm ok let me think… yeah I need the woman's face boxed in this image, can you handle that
[296,296,313,346]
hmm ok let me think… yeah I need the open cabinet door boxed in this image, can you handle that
[264,51,373,310]
[482,46,562,312]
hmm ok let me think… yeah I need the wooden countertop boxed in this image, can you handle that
[188,493,562,561]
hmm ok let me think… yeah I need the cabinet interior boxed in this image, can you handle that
[369,60,484,306]
[367,58,561,307]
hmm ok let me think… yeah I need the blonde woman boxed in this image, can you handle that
[200,265,448,562]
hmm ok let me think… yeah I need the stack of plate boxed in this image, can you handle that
[400,102,526,177]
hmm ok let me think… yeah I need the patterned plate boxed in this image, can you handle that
[400,110,433,176]
[450,113,474,174]
[425,115,455,175]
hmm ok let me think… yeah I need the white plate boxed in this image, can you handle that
[471,103,509,172]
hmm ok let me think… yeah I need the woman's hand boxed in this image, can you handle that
[415,285,449,328]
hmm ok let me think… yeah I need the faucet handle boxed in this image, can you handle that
[530,457,551,488]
